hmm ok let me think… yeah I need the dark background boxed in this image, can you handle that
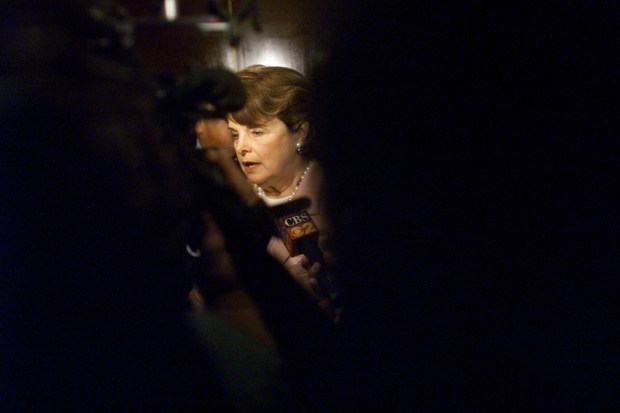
[3,1,620,411]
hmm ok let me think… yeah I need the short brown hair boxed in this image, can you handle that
[229,65,313,134]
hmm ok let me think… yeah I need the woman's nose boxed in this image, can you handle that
[235,132,251,156]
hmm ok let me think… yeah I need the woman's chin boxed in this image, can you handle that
[247,177,263,186]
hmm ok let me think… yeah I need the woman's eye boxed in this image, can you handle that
[229,131,239,140]
[252,129,264,137]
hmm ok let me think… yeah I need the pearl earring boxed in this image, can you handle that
[296,142,302,154]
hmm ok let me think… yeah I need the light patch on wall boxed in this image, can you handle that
[254,40,290,67]
[164,0,178,21]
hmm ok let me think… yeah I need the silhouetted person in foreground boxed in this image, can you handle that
[311,1,620,411]
[2,2,338,412]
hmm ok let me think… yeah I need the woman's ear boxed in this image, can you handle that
[296,122,310,145]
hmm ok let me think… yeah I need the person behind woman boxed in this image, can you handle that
[227,65,333,303]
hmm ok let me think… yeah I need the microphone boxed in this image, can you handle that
[157,67,247,131]
[178,68,247,119]
[271,198,342,307]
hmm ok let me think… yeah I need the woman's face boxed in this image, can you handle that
[228,117,303,188]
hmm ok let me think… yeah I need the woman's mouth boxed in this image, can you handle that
[241,161,260,173]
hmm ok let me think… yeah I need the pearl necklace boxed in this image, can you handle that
[257,161,313,202]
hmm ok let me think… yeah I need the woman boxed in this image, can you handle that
[227,65,333,301]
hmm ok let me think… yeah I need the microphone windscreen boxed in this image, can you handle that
[277,211,319,257]
[162,68,247,121]
[271,198,318,257]
[181,68,247,116]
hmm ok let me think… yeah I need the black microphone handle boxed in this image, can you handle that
[297,238,342,307]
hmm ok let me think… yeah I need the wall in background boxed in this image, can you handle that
[227,0,330,75]
[117,0,330,77]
